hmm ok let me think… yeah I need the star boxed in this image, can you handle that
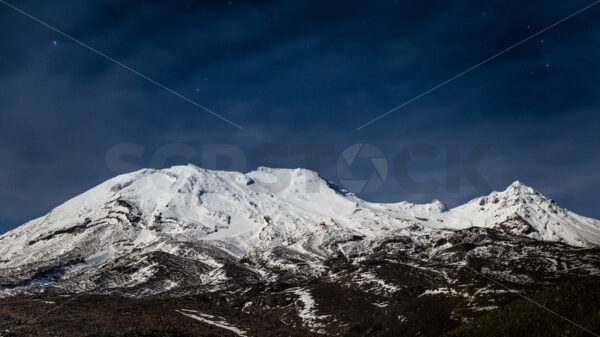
[545,63,550,69]
[51,40,57,46]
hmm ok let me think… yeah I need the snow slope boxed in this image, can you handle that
[412,181,600,247]
[0,164,599,277]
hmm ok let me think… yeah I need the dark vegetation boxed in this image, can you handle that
[1,277,599,336]
[445,277,600,337]
[0,294,316,337]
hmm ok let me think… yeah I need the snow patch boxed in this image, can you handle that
[353,271,400,295]
[290,288,330,333]
[372,302,388,308]
[420,287,469,297]
[177,309,247,336]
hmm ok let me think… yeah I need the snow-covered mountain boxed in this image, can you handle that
[0,165,599,299]
[404,180,600,246]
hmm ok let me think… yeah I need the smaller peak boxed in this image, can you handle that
[186,163,204,171]
[156,164,211,177]
[510,180,524,188]
[255,166,274,172]
[431,199,447,212]
[505,180,533,192]
[291,167,320,176]
[154,164,205,173]
[502,180,541,197]
[254,166,319,176]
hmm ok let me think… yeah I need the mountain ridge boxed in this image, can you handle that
[0,164,599,299]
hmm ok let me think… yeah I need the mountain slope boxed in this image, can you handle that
[1,164,599,295]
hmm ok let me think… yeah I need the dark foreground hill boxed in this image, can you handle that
[1,277,600,337]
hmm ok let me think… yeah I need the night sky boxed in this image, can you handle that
[1,0,599,234]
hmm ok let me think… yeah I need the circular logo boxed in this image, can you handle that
[337,143,387,194]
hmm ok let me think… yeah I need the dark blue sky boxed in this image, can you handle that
[1,0,599,234]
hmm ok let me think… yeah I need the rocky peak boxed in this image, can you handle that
[505,180,538,196]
